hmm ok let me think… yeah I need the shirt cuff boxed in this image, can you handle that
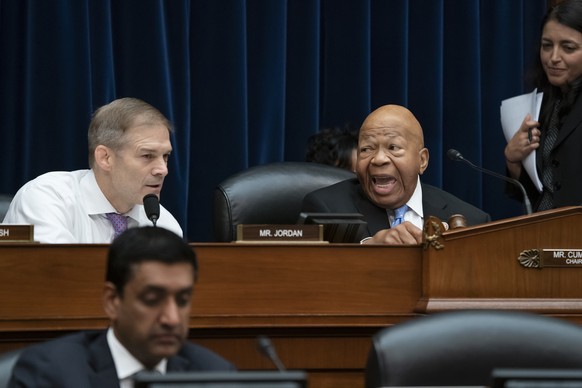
[360,236,373,244]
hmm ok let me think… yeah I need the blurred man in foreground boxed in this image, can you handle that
[9,227,235,387]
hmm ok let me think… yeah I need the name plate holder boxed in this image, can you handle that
[0,225,35,243]
[236,224,324,243]
[518,248,582,268]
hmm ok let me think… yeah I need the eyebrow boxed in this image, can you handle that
[542,37,582,45]
[140,285,193,294]
[137,146,172,154]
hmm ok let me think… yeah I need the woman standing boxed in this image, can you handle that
[505,0,582,211]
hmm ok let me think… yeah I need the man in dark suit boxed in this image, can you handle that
[302,104,490,244]
[9,227,235,387]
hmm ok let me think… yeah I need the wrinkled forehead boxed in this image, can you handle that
[360,106,424,145]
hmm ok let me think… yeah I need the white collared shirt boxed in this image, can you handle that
[387,176,424,229]
[2,169,183,243]
[360,176,425,243]
[107,328,167,388]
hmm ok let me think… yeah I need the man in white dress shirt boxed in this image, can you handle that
[3,97,182,242]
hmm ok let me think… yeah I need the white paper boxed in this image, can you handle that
[500,89,543,192]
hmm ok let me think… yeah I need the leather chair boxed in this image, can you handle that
[0,348,23,388]
[0,194,12,221]
[213,161,355,242]
[365,310,582,388]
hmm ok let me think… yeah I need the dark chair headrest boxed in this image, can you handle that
[365,310,582,387]
[213,162,355,242]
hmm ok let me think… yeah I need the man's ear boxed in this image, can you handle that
[94,145,114,172]
[103,282,120,320]
[419,148,429,175]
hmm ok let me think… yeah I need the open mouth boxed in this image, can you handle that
[372,175,397,195]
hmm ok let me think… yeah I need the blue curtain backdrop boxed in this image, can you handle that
[0,0,547,242]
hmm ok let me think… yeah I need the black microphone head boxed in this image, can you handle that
[447,148,463,161]
[143,194,160,225]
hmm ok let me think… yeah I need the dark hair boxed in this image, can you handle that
[536,0,582,127]
[106,227,198,295]
[305,125,358,170]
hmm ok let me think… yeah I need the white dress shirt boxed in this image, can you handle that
[387,175,425,230]
[107,328,167,388]
[360,176,425,243]
[2,169,183,243]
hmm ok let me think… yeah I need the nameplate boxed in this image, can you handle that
[236,224,323,242]
[518,248,582,268]
[0,225,35,242]
[542,249,582,268]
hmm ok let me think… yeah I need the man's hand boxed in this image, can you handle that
[362,221,423,245]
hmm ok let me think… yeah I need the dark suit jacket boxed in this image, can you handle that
[8,331,235,388]
[517,93,582,211]
[302,178,490,238]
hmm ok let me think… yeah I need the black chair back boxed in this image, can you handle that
[365,310,582,387]
[213,162,355,242]
[0,194,12,221]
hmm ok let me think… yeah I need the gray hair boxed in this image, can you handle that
[87,98,173,167]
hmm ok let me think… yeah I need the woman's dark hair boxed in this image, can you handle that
[106,226,198,295]
[536,0,582,128]
[305,125,357,170]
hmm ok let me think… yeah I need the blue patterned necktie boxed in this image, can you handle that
[106,212,128,239]
[391,205,408,228]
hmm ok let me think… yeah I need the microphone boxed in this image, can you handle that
[256,335,286,371]
[447,149,533,215]
[143,194,160,226]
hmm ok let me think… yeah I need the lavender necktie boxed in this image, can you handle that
[106,213,128,239]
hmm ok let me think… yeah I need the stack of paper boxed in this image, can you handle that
[500,89,543,192]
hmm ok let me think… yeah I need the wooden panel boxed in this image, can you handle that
[419,206,582,315]
[3,208,582,387]
[191,244,422,323]
[0,243,423,388]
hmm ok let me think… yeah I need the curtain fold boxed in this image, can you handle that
[0,0,548,241]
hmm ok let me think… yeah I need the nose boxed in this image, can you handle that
[550,47,561,62]
[371,149,390,165]
[152,157,169,177]
[159,298,181,326]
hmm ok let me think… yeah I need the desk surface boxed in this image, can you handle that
[3,208,582,388]
[0,243,423,331]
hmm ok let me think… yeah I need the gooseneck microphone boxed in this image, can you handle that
[143,194,160,226]
[447,149,533,215]
[256,336,286,372]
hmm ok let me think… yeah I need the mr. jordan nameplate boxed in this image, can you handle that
[518,248,582,268]
[236,224,323,242]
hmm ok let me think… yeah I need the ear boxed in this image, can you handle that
[419,148,429,175]
[103,282,121,320]
[94,145,114,172]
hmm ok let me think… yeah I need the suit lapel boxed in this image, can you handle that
[555,94,582,148]
[420,183,447,220]
[354,186,388,236]
[87,332,122,388]
[167,353,191,371]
